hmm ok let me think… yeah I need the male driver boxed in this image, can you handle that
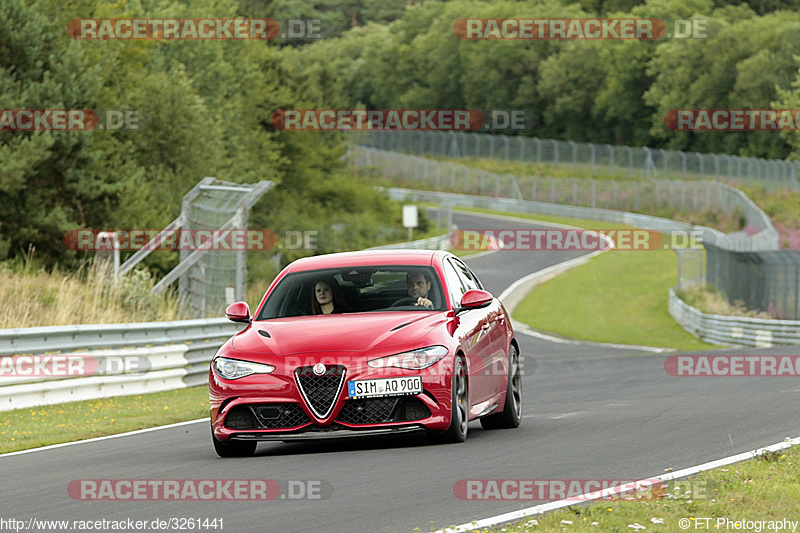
[406,271,434,309]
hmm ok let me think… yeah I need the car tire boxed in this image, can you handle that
[480,343,522,430]
[429,355,469,444]
[212,426,257,458]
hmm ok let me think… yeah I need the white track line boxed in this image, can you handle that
[0,211,657,456]
[437,437,800,532]
[497,249,607,304]
[513,321,673,353]
[0,418,208,458]
[490,224,672,353]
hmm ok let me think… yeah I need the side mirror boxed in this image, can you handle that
[225,301,251,323]
[459,289,493,311]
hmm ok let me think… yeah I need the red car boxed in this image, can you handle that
[209,250,521,457]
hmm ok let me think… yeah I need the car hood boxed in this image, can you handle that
[231,312,446,356]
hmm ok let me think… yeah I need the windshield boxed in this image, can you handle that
[256,265,446,319]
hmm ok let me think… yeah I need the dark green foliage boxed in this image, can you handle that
[1,0,414,273]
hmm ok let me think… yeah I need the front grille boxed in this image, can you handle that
[295,365,346,419]
[254,404,310,429]
[338,397,431,425]
[224,403,311,430]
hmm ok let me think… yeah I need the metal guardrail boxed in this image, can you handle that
[356,147,780,252]
[358,146,796,317]
[0,319,244,410]
[0,318,239,357]
[0,346,195,411]
[669,289,800,347]
[383,186,716,233]
[0,232,457,410]
[384,188,800,332]
[368,231,454,251]
[0,196,793,411]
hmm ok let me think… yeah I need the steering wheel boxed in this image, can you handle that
[391,297,418,307]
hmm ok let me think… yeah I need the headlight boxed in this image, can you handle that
[213,357,275,379]
[367,346,448,370]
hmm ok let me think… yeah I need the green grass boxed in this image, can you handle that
[451,206,717,350]
[514,248,714,350]
[424,155,641,182]
[476,445,800,533]
[0,386,208,454]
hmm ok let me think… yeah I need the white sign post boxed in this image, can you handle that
[96,231,120,283]
[402,205,418,241]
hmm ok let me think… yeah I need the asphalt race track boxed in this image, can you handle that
[2,211,798,532]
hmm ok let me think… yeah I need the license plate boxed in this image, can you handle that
[347,377,422,399]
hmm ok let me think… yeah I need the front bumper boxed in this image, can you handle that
[228,424,426,441]
[211,376,452,442]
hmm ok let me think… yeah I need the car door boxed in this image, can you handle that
[445,257,495,407]
[450,258,508,401]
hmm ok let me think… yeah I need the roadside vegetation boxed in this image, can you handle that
[472,444,800,533]
[0,207,442,327]
[451,207,718,350]
[401,156,800,245]
[0,386,208,454]
[676,285,773,319]
[0,253,186,328]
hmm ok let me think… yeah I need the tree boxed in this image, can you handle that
[0,0,101,262]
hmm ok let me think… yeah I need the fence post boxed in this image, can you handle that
[644,147,654,179]
[680,152,687,180]
[626,146,633,176]
[568,140,577,170]
[698,153,704,179]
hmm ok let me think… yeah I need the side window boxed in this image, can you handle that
[451,258,480,292]
[443,260,468,306]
